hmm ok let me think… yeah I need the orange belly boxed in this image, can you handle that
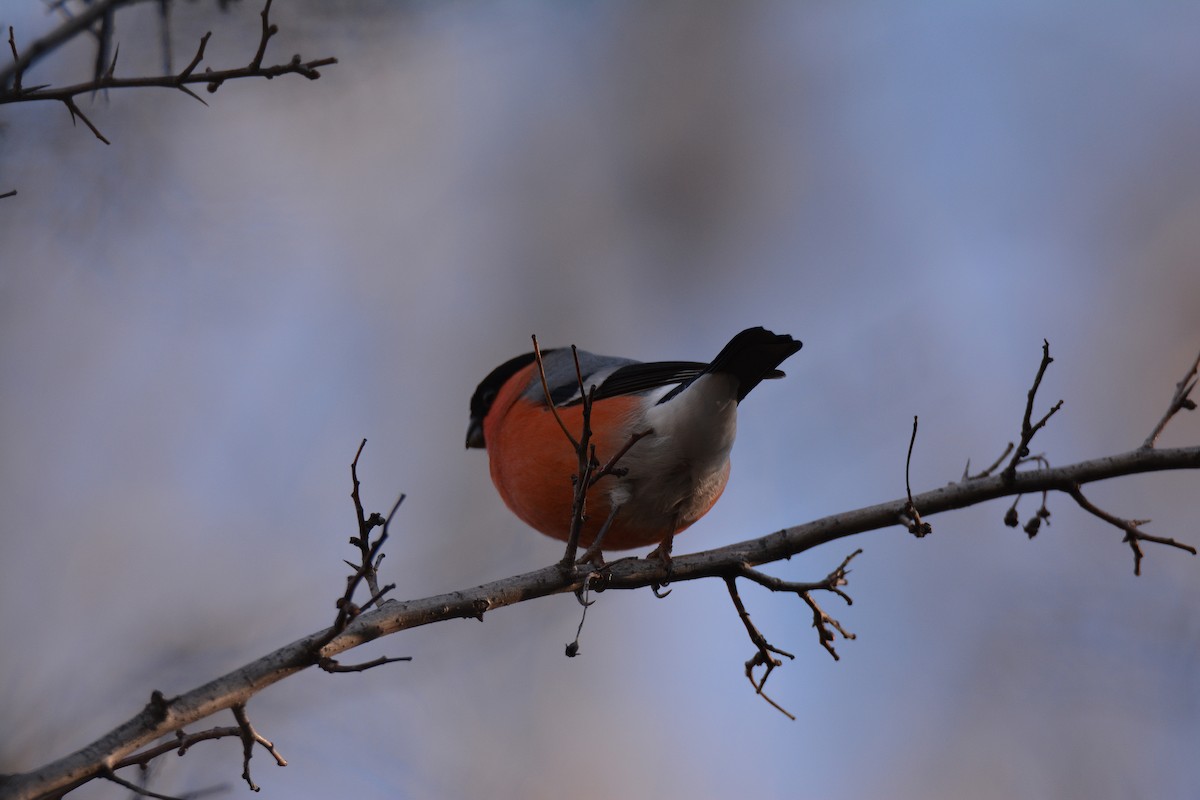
[483,366,723,550]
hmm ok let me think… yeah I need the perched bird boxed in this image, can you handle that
[466,327,802,556]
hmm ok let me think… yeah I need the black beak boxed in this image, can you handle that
[466,418,485,449]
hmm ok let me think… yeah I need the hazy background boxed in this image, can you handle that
[2,1,1199,798]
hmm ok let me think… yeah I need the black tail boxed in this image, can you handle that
[708,327,803,402]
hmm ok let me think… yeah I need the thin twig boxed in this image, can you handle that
[178,32,211,81]
[963,441,1014,481]
[719,550,861,718]
[62,95,110,144]
[735,549,861,604]
[348,439,391,598]
[115,727,241,770]
[903,416,931,536]
[799,590,857,660]
[7,25,22,93]
[559,382,596,568]
[734,550,860,660]
[101,767,185,800]
[1142,349,1200,449]
[531,335,579,451]
[555,345,600,568]
[724,577,796,719]
[5,52,338,101]
[1065,483,1196,576]
[311,445,410,671]
[564,576,597,657]
[587,429,651,488]
[231,703,286,793]
[250,0,278,70]
[318,654,411,673]
[1002,339,1064,482]
[99,27,117,83]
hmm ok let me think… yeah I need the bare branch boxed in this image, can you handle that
[564,576,598,657]
[317,654,411,673]
[558,345,597,568]
[4,52,337,102]
[800,589,857,661]
[588,429,652,488]
[733,549,860,659]
[1143,349,1200,449]
[560,384,596,567]
[530,335,579,450]
[724,576,796,719]
[903,415,932,536]
[1066,483,1196,576]
[348,438,387,598]
[1,0,337,144]
[963,441,1014,481]
[231,703,286,793]
[2,443,1197,799]
[250,0,280,70]
[1002,340,1064,482]
[101,767,186,800]
[115,726,242,770]
[735,549,860,602]
[7,25,22,93]
[94,9,115,85]
[178,31,212,81]
[0,0,144,92]
[62,95,111,144]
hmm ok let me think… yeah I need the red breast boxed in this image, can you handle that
[482,363,700,549]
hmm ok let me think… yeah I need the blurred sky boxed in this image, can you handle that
[2,1,1200,798]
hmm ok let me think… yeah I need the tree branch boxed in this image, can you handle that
[0,0,146,92]
[2,442,1196,800]
[1002,339,1064,483]
[1142,348,1200,449]
[1,0,337,147]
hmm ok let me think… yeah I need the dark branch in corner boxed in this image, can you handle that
[1,0,337,146]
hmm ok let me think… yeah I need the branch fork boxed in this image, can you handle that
[723,549,862,718]
[972,340,1197,573]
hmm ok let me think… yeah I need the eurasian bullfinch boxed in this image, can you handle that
[467,327,802,554]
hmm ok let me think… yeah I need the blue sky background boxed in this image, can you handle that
[2,2,1199,798]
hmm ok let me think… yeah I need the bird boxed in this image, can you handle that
[466,327,802,558]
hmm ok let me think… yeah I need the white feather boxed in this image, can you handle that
[611,373,739,528]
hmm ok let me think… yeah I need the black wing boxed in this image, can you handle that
[589,360,708,401]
